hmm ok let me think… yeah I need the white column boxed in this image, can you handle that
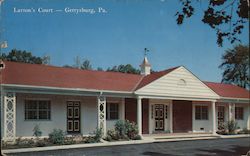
[3,92,16,142]
[211,101,216,135]
[169,102,173,133]
[119,98,125,120]
[97,96,106,137]
[137,97,142,136]
[228,103,235,121]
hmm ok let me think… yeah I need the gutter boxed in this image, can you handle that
[1,84,134,98]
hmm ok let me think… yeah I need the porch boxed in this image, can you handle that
[1,92,249,142]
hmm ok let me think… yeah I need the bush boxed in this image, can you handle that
[48,129,65,144]
[35,139,46,147]
[238,128,250,134]
[107,120,140,141]
[106,129,118,141]
[84,136,96,143]
[115,120,127,139]
[33,124,42,137]
[93,128,103,142]
[64,136,75,145]
[226,120,238,135]
[133,135,142,140]
[85,128,103,143]
[125,120,138,140]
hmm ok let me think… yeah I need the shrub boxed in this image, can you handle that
[106,129,118,141]
[108,120,139,141]
[115,120,127,139]
[238,128,250,134]
[84,137,96,143]
[64,136,75,145]
[93,128,103,142]
[105,135,113,141]
[48,129,65,144]
[226,120,238,135]
[33,124,42,137]
[35,139,46,147]
[133,135,142,140]
[85,128,103,143]
[125,120,138,140]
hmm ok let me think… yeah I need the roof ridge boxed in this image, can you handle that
[3,60,142,77]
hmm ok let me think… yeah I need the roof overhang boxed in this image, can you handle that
[216,96,250,104]
[1,84,135,98]
[136,94,217,102]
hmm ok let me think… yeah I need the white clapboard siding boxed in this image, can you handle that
[135,66,219,99]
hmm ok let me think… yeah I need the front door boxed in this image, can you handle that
[155,104,164,131]
[173,100,192,133]
[67,101,80,133]
[217,106,225,130]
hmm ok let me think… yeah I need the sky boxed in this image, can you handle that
[1,0,249,82]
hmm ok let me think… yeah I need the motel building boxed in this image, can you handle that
[0,57,249,142]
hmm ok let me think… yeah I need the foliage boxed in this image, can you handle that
[63,64,75,68]
[219,44,249,89]
[114,120,127,139]
[48,129,65,144]
[15,137,35,148]
[124,120,139,139]
[238,128,250,134]
[85,128,103,143]
[107,64,140,74]
[93,128,103,142]
[106,120,140,141]
[217,120,238,135]
[81,59,92,70]
[133,135,142,140]
[33,124,42,137]
[97,67,104,71]
[175,0,249,46]
[35,139,47,147]
[106,129,118,141]
[226,120,238,135]
[0,49,43,64]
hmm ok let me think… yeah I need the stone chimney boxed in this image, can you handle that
[140,56,151,76]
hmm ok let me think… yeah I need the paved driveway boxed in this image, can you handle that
[6,138,250,156]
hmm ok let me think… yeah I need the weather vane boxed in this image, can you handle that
[144,48,149,57]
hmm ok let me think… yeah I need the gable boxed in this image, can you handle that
[135,66,219,99]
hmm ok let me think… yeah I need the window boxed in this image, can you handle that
[235,107,243,120]
[106,103,119,120]
[195,106,208,120]
[25,100,51,120]
[177,79,187,86]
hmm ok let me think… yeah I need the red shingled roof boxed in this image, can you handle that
[1,61,143,92]
[1,61,249,99]
[204,82,250,99]
[135,66,179,90]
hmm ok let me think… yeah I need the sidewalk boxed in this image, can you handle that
[2,134,249,154]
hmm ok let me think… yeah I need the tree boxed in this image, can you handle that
[81,59,92,70]
[97,67,104,71]
[42,55,51,65]
[63,65,74,68]
[219,44,249,89]
[0,49,43,64]
[107,64,140,74]
[175,0,249,47]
